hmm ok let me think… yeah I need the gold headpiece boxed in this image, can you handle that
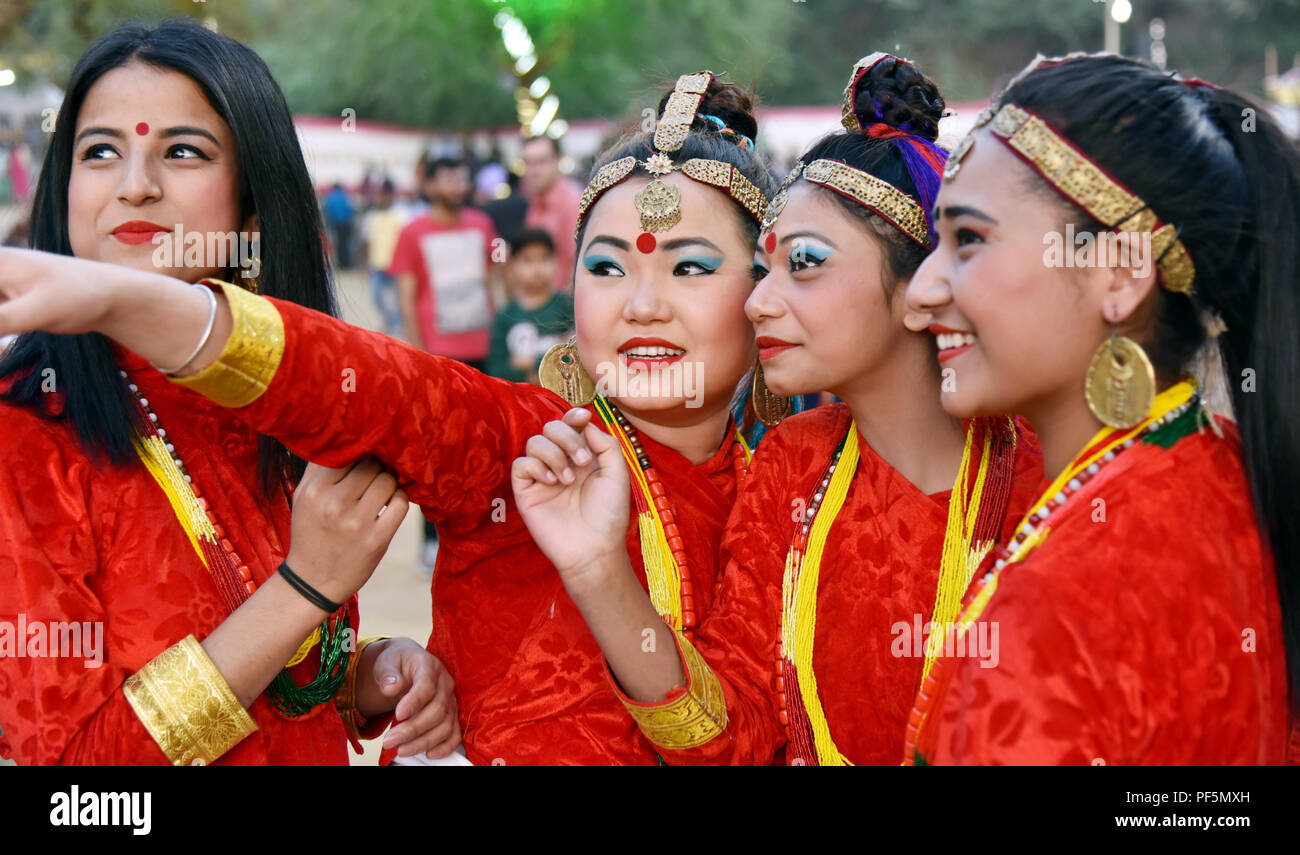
[574,71,769,242]
[761,158,930,248]
[945,100,1196,294]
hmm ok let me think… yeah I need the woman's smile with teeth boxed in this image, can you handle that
[936,332,977,350]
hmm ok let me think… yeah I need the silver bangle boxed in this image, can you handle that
[150,283,218,375]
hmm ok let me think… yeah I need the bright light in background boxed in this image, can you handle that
[1111,0,1132,24]
[529,94,559,137]
[0,69,15,87]
[495,7,564,140]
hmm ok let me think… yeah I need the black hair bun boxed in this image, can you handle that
[656,75,759,147]
[854,57,945,142]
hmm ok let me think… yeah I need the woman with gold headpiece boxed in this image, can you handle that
[897,53,1298,765]
[510,54,1044,764]
[0,71,778,765]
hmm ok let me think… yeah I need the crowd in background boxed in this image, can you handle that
[322,135,580,574]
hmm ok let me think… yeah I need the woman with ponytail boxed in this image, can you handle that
[901,53,1297,764]
[510,54,1044,765]
[0,71,777,765]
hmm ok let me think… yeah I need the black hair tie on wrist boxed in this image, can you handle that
[278,561,343,614]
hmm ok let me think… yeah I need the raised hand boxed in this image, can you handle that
[510,408,631,591]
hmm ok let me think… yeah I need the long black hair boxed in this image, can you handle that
[1004,54,1300,710]
[0,18,336,495]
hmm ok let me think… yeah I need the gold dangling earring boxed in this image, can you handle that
[243,253,262,295]
[1085,327,1156,429]
[539,336,597,406]
[752,360,791,427]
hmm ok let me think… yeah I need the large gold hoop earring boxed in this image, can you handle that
[1085,329,1155,429]
[539,337,597,407]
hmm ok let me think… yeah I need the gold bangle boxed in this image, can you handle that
[170,280,285,407]
[123,635,257,766]
[618,629,728,751]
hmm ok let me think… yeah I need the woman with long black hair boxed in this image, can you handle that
[900,53,1298,764]
[0,19,456,765]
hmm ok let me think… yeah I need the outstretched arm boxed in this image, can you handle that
[0,248,547,518]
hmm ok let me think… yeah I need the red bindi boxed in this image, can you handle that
[636,232,656,254]
[135,122,150,136]
[764,232,777,254]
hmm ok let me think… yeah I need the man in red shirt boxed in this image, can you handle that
[521,136,581,293]
[391,156,500,370]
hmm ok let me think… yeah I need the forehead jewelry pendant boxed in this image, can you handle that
[635,153,682,234]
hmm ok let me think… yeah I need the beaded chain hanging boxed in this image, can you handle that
[777,417,1018,766]
[125,370,350,718]
[903,380,1201,765]
[592,396,751,639]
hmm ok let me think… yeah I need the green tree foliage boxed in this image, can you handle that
[3,0,1298,126]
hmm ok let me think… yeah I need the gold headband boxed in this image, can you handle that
[945,101,1196,294]
[574,71,768,240]
[762,158,930,248]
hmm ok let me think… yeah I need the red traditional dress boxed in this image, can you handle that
[170,282,747,765]
[0,337,376,765]
[906,384,1294,764]
[608,403,1044,764]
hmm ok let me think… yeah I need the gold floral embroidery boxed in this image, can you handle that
[620,630,728,751]
[171,280,286,407]
[123,635,257,766]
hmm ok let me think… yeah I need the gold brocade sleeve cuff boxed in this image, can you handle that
[123,635,258,766]
[170,280,285,408]
[335,637,388,743]
[617,629,728,751]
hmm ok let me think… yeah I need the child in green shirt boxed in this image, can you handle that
[487,229,575,384]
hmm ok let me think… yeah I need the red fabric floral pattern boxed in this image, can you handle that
[913,422,1293,765]
[220,297,741,764]
[0,347,358,765]
[655,404,1044,764]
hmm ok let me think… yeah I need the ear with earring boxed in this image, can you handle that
[1085,304,1155,429]
[539,336,597,406]
[751,359,791,427]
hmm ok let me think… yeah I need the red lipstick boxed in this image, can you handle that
[112,220,169,246]
[755,335,798,361]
